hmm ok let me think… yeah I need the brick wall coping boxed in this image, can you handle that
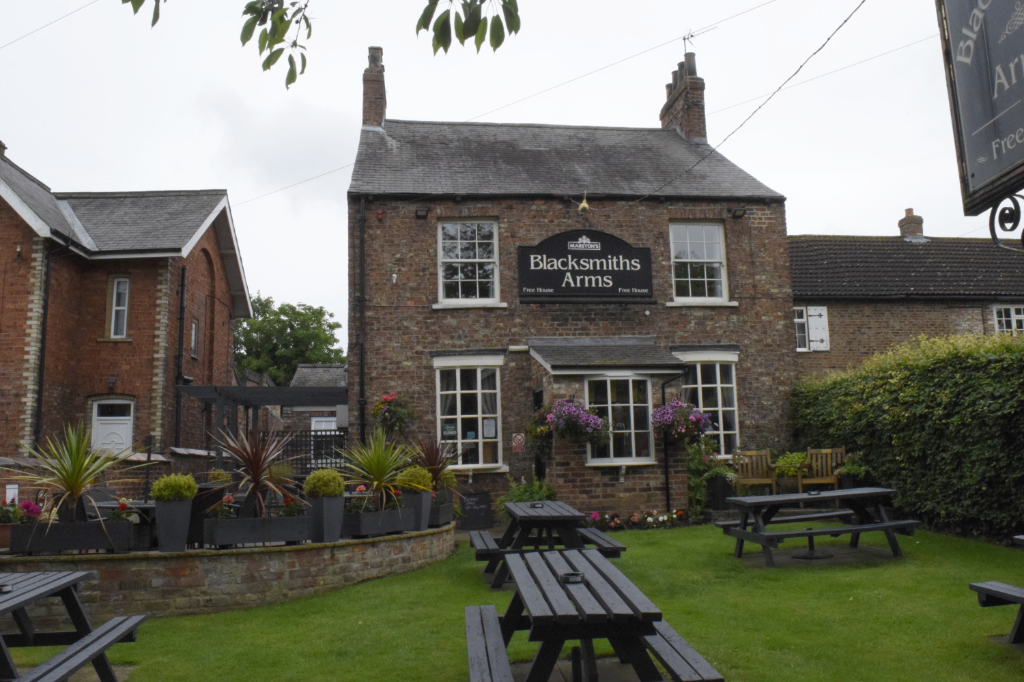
[0,522,454,565]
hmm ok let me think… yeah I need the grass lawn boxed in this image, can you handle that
[13,524,1024,681]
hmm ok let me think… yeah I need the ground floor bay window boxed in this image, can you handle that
[586,377,654,464]
[435,359,503,468]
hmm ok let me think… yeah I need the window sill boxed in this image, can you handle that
[450,464,509,473]
[586,459,658,468]
[665,300,739,307]
[97,337,133,343]
[432,301,508,310]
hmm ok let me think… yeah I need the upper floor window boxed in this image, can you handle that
[587,378,653,464]
[670,223,729,303]
[439,221,498,303]
[437,365,502,467]
[794,306,830,351]
[110,278,130,338]
[190,320,199,358]
[995,306,1024,335]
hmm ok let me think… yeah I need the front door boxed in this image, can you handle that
[92,400,134,452]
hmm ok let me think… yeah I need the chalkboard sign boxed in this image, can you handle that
[458,492,494,530]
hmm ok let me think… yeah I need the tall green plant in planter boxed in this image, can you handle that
[304,469,345,543]
[411,439,459,527]
[338,429,414,536]
[150,474,198,553]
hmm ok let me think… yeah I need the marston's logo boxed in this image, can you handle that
[567,235,601,251]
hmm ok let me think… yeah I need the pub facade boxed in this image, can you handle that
[348,47,796,513]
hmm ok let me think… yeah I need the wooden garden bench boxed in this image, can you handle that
[643,620,725,682]
[577,527,626,558]
[733,450,775,495]
[969,581,1024,644]
[799,447,847,493]
[464,605,513,682]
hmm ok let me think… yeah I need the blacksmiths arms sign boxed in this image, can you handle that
[936,0,1024,214]
[517,230,654,303]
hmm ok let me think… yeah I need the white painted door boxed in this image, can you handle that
[92,401,134,452]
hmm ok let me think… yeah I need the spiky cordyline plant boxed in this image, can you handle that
[411,438,459,493]
[10,423,145,524]
[338,429,416,511]
[215,430,300,518]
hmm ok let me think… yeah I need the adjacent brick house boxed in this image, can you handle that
[348,48,795,513]
[790,209,1024,378]
[281,364,348,432]
[0,144,251,465]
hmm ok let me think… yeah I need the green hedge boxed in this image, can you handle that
[792,333,1024,538]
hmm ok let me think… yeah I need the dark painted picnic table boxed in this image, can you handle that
[722,487,921,568]
[496,549,722,682]
[1013,535,1024,547]
[0,571,144,682]
[486,501,587,587]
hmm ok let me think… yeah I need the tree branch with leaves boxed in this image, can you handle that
[121,0,521,88]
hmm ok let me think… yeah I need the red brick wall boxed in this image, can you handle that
[794,299,989,379]
[348,197,796,512]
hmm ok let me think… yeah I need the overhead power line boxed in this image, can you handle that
[0,0,102,53]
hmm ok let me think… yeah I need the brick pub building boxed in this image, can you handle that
[348,48,796,513]
[0,143,251,480]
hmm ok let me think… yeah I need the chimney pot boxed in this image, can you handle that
[684,52,697,78]
[0,140,6,157]
[898,208,924,238]
[671,70,678,89]
[362,46,387,127]
[660,52,706,142]
[678,62,687,79]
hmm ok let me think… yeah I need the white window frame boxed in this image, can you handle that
[434,219,506,309]
[190,320,199,358]
[667,222,735,307]
[794,307,809,351]
[585,376,656,467]
[110,278,130,339]
[91,399,134,453]
[672,350,740,455]
[994,306,1024,335]
[311,417,337,431]
[433,354,506,471]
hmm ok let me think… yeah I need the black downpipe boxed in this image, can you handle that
[661,372,686,513]
[31,242,56,447]
[358,196,367,444]
[173,266,187,447]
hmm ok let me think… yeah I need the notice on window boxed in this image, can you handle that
[442,423,457,439]
[483,418,497,439]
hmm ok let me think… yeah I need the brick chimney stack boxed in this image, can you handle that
[362,46,386,128]
[660,52,706,143]
[898,208,924,238]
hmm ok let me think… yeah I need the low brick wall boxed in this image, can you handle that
[0,523,456,628]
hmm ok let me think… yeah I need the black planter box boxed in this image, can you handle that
[155,500,192,553]
[11,522,133,554]
[308,496,345,543]
[706,475,736,511]
[189,485,225,548]
[403,491,432,532]
[342,509,409,537]
[203,516,310,548]
[429,503,454,527]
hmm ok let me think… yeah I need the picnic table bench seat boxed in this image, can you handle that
[464,605,513,682]
[970,581,1024,644]
[643,620,724,682]
[714,510,855,528]
[19,615,144,682]
[469,531,501,562]
[729,520,920,547]
[577,527,626,557]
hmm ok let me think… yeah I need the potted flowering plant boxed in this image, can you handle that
[339,429,415,537]
[411,439,459,527]
[371,392,414,437]
[0,499,20,549]
[303,468,345,543]
[150,474,198,553]
[546,399,608,446]
[651,399,714,443]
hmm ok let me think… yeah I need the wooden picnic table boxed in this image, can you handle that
[1012,535,1024,547]
[484,549,722,682]
[0,571,144,682]
[720,487,921,568]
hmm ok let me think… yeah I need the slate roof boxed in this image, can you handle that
[789,235,1024,299]
[56,191,227,252]
[529,337,684,372]
[290,364,348,388]
[350,120,784,200]
[0,155,74,238]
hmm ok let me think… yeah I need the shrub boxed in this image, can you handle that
[303,469,345,498]
[150,474,199,502]
[395,465,433,492]
[685,437,719,518]
[495,475,556,521]
[208,470,233,486]
[773,452,808,478]
[793,333,1024,538]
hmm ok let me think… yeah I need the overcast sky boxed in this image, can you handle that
[0,1,977,349]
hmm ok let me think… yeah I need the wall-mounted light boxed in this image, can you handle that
[181,375,194,385]
[729,207,747,219]
[415,207,430,219]
[391,274,398,284]
[105,374,118,390]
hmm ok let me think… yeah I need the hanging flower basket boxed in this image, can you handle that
[651,399,714,443]
[546,400,609,447]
